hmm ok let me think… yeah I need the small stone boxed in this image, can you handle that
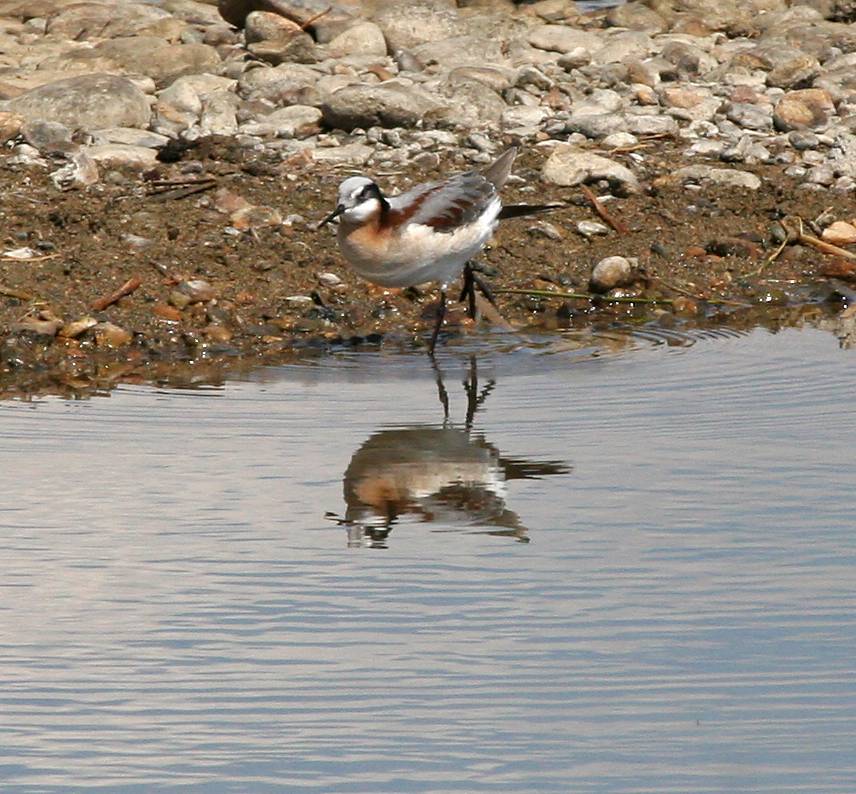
[725,102,772,131]
[94,322,133,348]
[177,279,217,303]
[773,89,834,132]
[0,111,24,143]
[152,303,182,321]
[542,145,640,195]
[788,130,820,150]
[203,324,232,342]
[169,290,192,310]
[821,221,856,245]
[767,55,821,90]
[576,220,609,238]
[527,221,563,241]
[807,165,835,186]
[59,317,98,339]
[590,256,635,293]
[317,272,342,288]
[229,205,283,231]
[672,165,762,191]
[601,132,637,149]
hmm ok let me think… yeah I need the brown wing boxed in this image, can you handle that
[384,172,497,233]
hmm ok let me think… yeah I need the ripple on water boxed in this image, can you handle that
[0,325,854,791]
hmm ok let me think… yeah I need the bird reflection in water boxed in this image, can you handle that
[334,357,570,548]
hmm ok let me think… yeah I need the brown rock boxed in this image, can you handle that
[767,55,821,90]
[244,10,302,43]
[822,221,856,246]
[660,87,704,109]
[773,88,834,131]
[0,111,24,143]
[94,322,133,348]
[230,205,283,230]
[152,304,182,321]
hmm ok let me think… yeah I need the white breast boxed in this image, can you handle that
[338,198,502,288]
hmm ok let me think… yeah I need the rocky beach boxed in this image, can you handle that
[0,0,855,396]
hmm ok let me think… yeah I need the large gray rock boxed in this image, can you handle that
[606,2,667,33]
[4,74,151,130]
[542,146,641,194]
[372,3,460,52]
[50,36,221,82]
[218,0,354,42]
[46,3,172,39]
[326,22,388,57]
[432,77,506,129]
[528,24,601,56]
[320,81,442,131]
[673,165,762,190]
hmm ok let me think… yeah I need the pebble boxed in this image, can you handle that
[59,317,98,339]
[821,221,856,245]
[0,0,846,204]
[94,322,133,348]
[542,145,640,195]
[590,256,635,293]
[576,220,610,238]
[176,279,217,303]
[672,165,762,191]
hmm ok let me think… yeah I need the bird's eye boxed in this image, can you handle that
[359,185,376,201]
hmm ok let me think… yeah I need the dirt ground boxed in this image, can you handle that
[1,138,854,398]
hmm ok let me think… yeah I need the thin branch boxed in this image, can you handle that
[580,184,629,235]
[91,277,141,311]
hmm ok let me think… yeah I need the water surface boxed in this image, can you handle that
[0,325,854,792]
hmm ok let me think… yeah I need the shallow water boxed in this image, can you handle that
[1,324,855,792]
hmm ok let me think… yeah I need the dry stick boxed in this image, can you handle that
[654,276,748,307]
[800,231,856,261]
[495,287,747,308]
[91,277,141,311]
[150,183,218,201]
[0,253,58,262]
[298,6,331,31]
[494,287,671,305]
[0,283,33,300]
[580,184,629,235]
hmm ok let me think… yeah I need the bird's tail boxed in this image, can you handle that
[482,146,519,190]
[498,203,566,221]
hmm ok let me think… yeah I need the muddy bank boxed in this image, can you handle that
[0,138,854,398]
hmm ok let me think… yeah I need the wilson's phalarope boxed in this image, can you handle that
[318,146,560,354]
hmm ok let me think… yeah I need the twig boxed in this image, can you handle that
[91,277,141,311]
[653,276,748,307]
[0,283,33,300]
[580,184,629,235]
[299,6,331,31]
[801,230,856,261]
[494,288,671,305]
[0,253,58,262]
[148,178,218,202]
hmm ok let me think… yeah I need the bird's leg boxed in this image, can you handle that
[472,272,498,309]
[458,262,477,320]
[428,288,446,356]
[430,357,450,422]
